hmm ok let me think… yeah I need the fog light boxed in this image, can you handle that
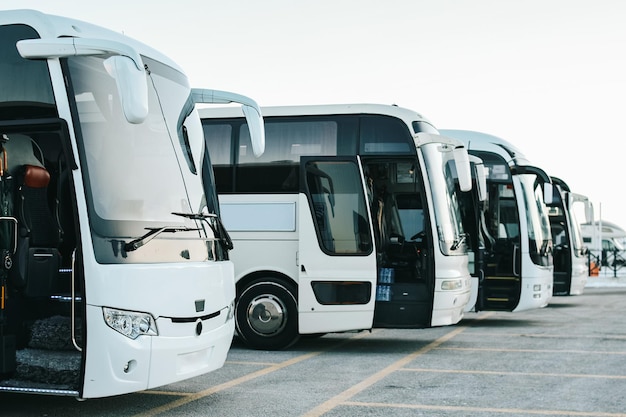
[441,279,463,290]
[533,284,541,291]
[124,360,137,373]
[533,293,541,299]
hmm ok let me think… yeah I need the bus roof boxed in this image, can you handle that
[439,129,531,166]
[199,103,433,129]
[581,220,626,238]
[0,9,183,74]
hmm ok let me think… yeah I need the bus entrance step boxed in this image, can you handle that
[14,348,80,386]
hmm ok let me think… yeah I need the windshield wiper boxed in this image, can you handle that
[124,226,200,252]
[171,211,216,221]
[450,233,469,251]
[172,212,233,251]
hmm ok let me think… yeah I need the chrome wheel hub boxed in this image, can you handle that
[246,294,287,336]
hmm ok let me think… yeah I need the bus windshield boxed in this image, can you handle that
[421,143,466,255]
[68,55,207,261]
[518,173,552,264]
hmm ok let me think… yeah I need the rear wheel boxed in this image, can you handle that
[236,279,299,350]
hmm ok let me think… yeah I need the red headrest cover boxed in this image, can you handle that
[23,165,50,188]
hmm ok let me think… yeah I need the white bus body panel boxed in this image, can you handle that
[514,266,552,311]
[569,260,588,295]
[221,194,300,281]
[465,276,480,313]
[81,260,235,398]
[3,9,182,72]
[296,194,377,334]
[431,246,472,325]
[221,193,377,335]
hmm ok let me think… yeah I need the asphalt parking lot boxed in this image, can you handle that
[2,284,626,417]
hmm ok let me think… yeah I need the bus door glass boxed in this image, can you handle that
[516,172,553,267]
[297,156,376,334]
[568,194,587,257]
[548,186,572,291]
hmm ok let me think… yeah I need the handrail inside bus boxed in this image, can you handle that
[70,250,82,352]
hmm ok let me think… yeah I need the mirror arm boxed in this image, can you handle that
[192,89,265,157]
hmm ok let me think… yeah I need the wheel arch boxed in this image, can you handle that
[235,271,298,301]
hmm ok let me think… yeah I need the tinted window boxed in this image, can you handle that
[304,159,372,255]
[202,121,234,192]
[473,151,511,181]
[241,121,338,164]
[0,24,56,120]
[360,115,413,155]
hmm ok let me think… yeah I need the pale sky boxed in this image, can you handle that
[4,0,626,228]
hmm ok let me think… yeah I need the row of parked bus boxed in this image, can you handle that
[0,9,593,400]
[199,107,592,352]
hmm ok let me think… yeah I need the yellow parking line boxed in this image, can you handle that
[438,347,626,355]
[343,401,626,417]
[460,332,626,340]
[132,352,322,417]
[226,360,277,366]
[141,391,190,397]
[300,325,469,417]
[401,367,626,380]
[132,330,373,417]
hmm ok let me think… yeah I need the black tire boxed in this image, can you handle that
[235,279,299,350]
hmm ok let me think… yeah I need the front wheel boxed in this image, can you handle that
[236,279,299,350]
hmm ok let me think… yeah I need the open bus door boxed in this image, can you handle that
[297,156,377,335]
[548,177,572,294]
[463,155,488,312]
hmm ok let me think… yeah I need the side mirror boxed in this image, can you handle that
[103,56,149,124]
[584,200,594,224]
[241,105,265,158]
[543,182,554,205]
[468,155,487,202]
[570,193,593,223]
[17,37,149,124]
[453,146,472,192]
[192,89,265,157]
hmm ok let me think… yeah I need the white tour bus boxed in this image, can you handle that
[200,104,475,350]
[547,177,590,295]
[0,9,264,398]
[441,130,554,312]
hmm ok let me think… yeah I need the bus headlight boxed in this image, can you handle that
[533,284,541,291]
[103,307,158,339]
[441,279,463,291]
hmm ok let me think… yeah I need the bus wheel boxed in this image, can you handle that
[236,280,299,350]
